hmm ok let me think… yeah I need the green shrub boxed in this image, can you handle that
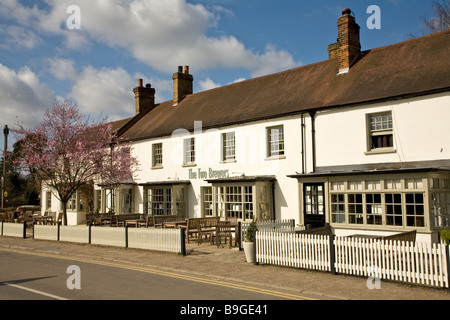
[245,219,258,242]
[440,229,450,245]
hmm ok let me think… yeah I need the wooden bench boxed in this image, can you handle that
[112,214,144,227]
[211,221,233,248]
[153,215,185,228]
[187,217,220,244]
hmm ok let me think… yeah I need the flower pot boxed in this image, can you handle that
[243,241,254,263]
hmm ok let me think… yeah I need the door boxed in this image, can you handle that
[303,183,325,229]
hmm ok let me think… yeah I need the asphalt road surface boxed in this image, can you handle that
[0,248,314,302]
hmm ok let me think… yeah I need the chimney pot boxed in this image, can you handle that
[134,80,156,115]
[328,9,361,74]
[342,8,351,15]
[173,65,193,105]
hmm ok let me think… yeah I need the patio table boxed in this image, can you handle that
[163,220,187,228]
[32,216,51,225]
[93,216,112,226]
[125,219,146,228]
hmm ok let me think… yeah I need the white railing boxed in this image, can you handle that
[128,228,181,253]
[1,222,25,238]
[91,227,127,247]
[1,223,184,255]
[255,231,450,289]
[34,225,58,241]
[60,226,90,244]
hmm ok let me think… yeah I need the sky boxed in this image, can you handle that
[0,0,443,152]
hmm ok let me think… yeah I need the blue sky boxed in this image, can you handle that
[0,0,441,151]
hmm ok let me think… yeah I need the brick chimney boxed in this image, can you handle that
[133,79,155,115]
[328,8,361,74]
[173,66,193,106]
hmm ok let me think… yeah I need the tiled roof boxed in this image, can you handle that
[121,30,450,142]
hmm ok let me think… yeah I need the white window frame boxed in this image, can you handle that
[222,131,236,163]
[183,137,195,166]
[366,112,396,154]
[267,125,285,159]
[152,143,163,168]
[144,185,187,217]
[328,177,427,228]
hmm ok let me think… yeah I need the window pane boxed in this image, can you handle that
[183,138,195,164]
[369,113,393,150]
[366,193,382,225]
[152,143,163,167]
[223,132,236,161]
[268,126,284,156]
[406,193,425,226]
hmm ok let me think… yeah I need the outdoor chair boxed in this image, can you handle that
[47,212,57,225]
[211,221,233,248]
[56,212,63,224]
[187,218,201,244]
[225,216,238,224]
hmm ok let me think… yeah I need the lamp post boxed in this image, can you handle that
[2,125,9,209]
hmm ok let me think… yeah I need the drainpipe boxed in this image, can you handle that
[301,115,306,174]
[272,182,276,220]
[309,111,317,173]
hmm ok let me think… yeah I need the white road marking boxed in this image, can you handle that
[4,282,68,300]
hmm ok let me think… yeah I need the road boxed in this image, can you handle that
[0,248,315,303]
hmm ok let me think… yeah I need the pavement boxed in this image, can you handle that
[0,235,449,300]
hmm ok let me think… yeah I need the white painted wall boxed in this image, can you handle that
[131,116,304,222]
[314,92,450,167]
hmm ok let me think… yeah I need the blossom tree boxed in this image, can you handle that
[14,99,138,225]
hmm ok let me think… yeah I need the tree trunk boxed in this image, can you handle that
[61,201,68,226]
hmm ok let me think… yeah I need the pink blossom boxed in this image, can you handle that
[14,99,139,224]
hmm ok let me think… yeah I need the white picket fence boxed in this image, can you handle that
[255,231,450,289]
[256,231,330,272]
[334,237,449,288]
[241,219,296,246]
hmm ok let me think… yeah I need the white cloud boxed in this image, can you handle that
[249,44,300,77]
[198,78,221,91]
[69,66,136,121]
[0,63,55,130]
[47,58,77,81]
[0,25,41,49]
[0,0,300,76]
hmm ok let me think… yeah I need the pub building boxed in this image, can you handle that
[42,10,450,244]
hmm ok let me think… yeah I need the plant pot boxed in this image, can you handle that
[243,241,254,263]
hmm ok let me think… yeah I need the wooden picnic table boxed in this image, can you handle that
[125,219,146,228]
[32,215,52,225]
[163,220,187,228]
[93,216,113,226]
